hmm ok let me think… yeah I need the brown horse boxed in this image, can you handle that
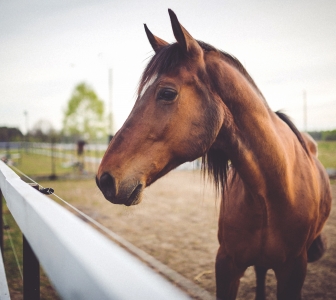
[96,9,331,300]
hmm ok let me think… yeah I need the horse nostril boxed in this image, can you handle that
[98,172,116,200]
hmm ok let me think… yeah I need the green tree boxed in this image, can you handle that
[63,82,106,140]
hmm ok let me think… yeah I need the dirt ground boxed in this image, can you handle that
[67,170,335,299]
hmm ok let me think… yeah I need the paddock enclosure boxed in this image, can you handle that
[46,170,336,300]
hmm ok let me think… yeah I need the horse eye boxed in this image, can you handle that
[157,88,177,101]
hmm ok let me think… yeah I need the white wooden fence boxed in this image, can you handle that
[0,160,190,300]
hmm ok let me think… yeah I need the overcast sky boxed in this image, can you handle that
[1,0,335,135]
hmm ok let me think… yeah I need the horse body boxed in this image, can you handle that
[96,9,331,300]
[207,55,331,298]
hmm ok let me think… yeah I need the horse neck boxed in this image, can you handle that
[209,58,293,197]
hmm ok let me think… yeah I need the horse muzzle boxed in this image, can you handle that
[96,172,144,206]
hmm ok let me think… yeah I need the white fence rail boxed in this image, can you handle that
[0,161,190,300]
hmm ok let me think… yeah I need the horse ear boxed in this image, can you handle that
[168,9,202,58]
[144,24,169,53]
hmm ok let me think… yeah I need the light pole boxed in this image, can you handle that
[98,53,115,143]
[303,90,307,132]
[108,68,114,142]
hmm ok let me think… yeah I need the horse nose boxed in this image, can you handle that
[97,172,116,201]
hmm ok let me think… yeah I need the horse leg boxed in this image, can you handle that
[215,248,246,300]
[254,265,268,300]
[274,254,307,300]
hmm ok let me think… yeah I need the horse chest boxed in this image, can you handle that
[219,191,312,265]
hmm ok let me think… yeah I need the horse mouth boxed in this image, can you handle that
[125,183,143,206]
[96,173,144,206]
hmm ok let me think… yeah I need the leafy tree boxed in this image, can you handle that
[63,82,106,140]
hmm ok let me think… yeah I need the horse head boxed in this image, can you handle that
[96,9,226,205]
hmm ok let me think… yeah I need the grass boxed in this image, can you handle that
[5,151,100,178]
[13,153,70,177]
[317,141,336,169]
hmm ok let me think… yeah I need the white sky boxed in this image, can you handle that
[1,0,335,134]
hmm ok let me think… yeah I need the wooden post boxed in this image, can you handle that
[50,137,57,180]
[23,184,40,300]
[23,236,40,300]
[19,141,22,165]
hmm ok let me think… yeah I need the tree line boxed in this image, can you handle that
[1,81,335,143]
[308,130,336,141]
[1,82,108,143]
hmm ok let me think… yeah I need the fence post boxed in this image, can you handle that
[23,236,40,300]
[23,184,40,300]
[50,137,57,180]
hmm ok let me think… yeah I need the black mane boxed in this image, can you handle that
[139,40,265,99]
[275,111,309,154]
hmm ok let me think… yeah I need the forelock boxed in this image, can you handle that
[138,43,186,96]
